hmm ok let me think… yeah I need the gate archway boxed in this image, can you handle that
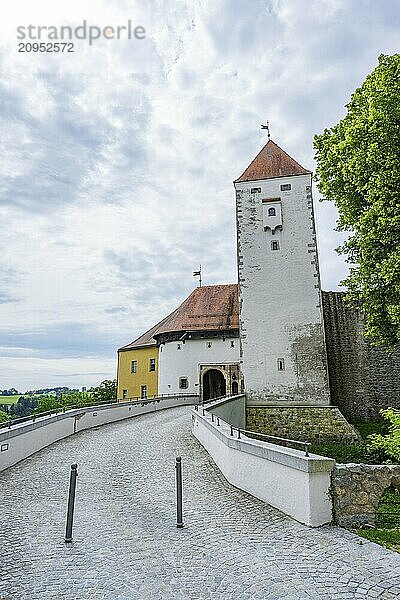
[202,369,226,402]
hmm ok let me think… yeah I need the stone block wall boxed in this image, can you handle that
[322,291,400,422]
[246,406,360,445]
[331,463,400,527]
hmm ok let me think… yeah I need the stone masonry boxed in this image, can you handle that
[246,405,361,444]
[332,463,400,527]
[322,291,400,422]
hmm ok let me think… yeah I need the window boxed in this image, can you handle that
[122,389,128,399]
[251,187,261,194]
[271,240,280,251]
[131,360,137,373]
[280,183,291,191]
[179,377,189,389]
[149,358,156,372]
[230,340,235,348]
[141,385,147,399]
[268,207,276,216]
[277,358,285,371]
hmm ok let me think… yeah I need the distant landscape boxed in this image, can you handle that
[0,380,117,423]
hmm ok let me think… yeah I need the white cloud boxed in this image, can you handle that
[1,0,399,388]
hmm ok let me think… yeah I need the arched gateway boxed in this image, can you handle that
[202,369,226,402]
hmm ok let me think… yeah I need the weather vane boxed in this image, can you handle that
[261,121,271,140]
[193,265,202,287]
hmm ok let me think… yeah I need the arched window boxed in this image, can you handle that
[268,207,276,216]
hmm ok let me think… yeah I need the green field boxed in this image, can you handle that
[0,395,38,405]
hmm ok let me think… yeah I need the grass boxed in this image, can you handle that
[0,395,24,405]
[356,528,400,553]
[352,421,388,439]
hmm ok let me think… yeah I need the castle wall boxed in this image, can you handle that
[158,337,239,395]
[235,173,330,404]
[322,291,400,421]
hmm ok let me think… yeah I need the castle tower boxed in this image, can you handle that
[234,138,331,405]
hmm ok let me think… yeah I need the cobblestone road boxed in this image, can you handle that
[1,406,400,599]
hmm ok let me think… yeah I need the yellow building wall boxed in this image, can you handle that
[117,346,158,401]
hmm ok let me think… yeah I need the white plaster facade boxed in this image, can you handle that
[235,172,331,404]
[157,337,239,396]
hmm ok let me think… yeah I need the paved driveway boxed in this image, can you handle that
[1,406,400,599]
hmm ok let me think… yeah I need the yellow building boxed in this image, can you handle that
[117,343,158,402]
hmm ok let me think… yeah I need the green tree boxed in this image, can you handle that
[35,395,62,413]
[314,53,400,347]
[90,379,117,405]
[368,408,400,462]
[0,410,9,423]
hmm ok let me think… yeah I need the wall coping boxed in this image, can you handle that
[0,395,197,442]
[193,408,335,474]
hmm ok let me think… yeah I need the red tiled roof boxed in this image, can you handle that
[119,284,239,351]
[235,139,311,183]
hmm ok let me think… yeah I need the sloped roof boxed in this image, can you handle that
[119,284,239,351]
[235,139,311,183]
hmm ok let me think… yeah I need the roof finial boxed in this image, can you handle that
[261,121,271,140]
[193,265,202,287]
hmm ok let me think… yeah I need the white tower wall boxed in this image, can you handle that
[235,173,330,404]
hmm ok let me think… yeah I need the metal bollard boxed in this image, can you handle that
[230,424,233,436]
[237,428,241,439]
[217,417,220,426]
[175,457,184,528]
[64,463,78,543]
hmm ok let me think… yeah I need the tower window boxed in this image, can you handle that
[149,358,156,372]
[277,358,285,371]
[271,240,280,251]
[141,385,147,399]
[131,360,137,373]
[251,187,261,194]
[122,389,128,399]
[268,207,276,216]
[179,377,189,389]
[280,183,291,191]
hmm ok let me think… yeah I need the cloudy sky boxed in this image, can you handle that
[0,0,398,390]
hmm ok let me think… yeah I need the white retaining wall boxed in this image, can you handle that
[192,407,334,527]
[0,396,197,472]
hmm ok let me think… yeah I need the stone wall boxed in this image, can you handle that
[331,463,400,527]
[322,292,400,422]
[246,406,360,445]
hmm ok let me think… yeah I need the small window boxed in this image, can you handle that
[230,340,235,348]
[251,187,261,194]
[271,240,280,251]
[207,342,212,348]
[277,358,285,371]
[177,344,181,350]
[179,377,189,389]
[141,385,147,399]
[280,183,291,191]
[122,389,128,399]
[131,360,137,373]
[149,358,156,372]
[268,207,276,216]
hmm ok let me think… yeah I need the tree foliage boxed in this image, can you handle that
[0,410,9,423]
[90,379,117,405]
[368,408,400,462]
[314,54,400,347]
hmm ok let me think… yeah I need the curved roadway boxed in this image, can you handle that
[1,406,400,599]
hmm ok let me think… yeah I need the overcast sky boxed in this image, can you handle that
[0,0,399,390]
